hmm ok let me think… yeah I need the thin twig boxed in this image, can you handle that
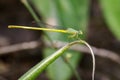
[79,40,95,80]
[0,41,41,54]
[0,41,120,64]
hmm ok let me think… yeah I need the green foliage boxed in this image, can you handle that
[18,0,120,80]
[30,0,89,80]
[29,0,52,18]
[100,0,120,39]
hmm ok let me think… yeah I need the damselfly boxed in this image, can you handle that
[8,23,83,39]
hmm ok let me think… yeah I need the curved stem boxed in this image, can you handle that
[79,40,95,80]
[19,39,95,80]
[69,40,95,80]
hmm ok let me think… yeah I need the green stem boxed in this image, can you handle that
[21,0,40,23]
[21,0,54,45]
[19,39,95,80]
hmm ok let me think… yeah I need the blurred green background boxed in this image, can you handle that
[0,0,120,80]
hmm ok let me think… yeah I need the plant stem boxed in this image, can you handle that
[79,40,95,80]
[18,39,95,80]
[21,0,54,45]
[21,0,40,23]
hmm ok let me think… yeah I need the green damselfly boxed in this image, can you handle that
[8,23,83,39]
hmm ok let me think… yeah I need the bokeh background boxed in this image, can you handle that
[0,0,120,80]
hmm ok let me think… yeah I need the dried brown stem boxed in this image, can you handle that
[0,41,120,64]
